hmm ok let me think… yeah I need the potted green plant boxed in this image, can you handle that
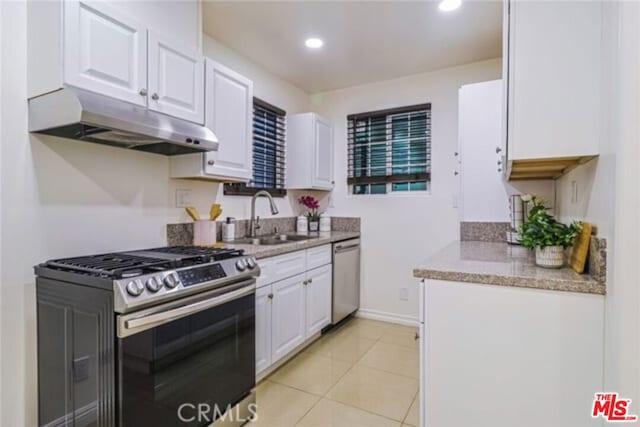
[519,195,582,268]
[298,195,321,232]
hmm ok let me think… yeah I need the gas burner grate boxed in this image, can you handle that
[44,253,174,279]
[41,246,246,279]
[150,246,245,260]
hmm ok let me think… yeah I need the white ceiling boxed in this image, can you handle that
[203,1,502,93]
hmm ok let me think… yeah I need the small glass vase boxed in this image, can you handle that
[308,220,319,233]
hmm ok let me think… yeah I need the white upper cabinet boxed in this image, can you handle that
[63,0,147,106]
[204,60,253,180]
[170,60,253,182]
[287,113,334,190]
[147,31,204,124]
[29,0,205,124]
[504,0,601,179]
[459,80,509,221]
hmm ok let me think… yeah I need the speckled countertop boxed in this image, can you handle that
[413,241,605,295]
[225,231,360,259]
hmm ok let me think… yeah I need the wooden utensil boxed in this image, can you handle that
[568,222,592,274]
[185,207,201,221]
[210,204,223,221]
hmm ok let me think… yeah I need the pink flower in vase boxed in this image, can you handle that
[298,195,321,221]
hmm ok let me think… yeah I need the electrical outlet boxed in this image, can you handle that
[176,189,192,208]
[399,288,409,301]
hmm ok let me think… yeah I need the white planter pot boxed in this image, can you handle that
[535,246,565,269]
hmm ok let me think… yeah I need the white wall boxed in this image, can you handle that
[310,59,502,323]
[554,0,640,411]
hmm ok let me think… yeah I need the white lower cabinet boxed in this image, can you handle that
[423,279,604,427]
[255,246,333,375]
[271,274,307,363]
[305,265,332,337]
[255,286,273,374]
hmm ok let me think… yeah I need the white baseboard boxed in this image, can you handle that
[356,308,419,327]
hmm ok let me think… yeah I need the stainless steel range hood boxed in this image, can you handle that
[28,87,218,155]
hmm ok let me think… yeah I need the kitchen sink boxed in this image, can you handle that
[235,234,319,246]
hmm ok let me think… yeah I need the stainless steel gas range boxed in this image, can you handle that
[35,246,260,427]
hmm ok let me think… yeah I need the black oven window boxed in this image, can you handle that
[118,294,255,426]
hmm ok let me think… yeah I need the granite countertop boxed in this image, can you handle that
[413,241,605,295]
[225,231,360,259]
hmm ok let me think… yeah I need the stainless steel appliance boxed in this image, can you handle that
[29,87,218,155]
[332,239,361,324]
[35,246,259,427]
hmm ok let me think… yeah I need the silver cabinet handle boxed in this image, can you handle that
[151,93,159,101]
[303,280,309,286]
[308,278,313,284]
[414,332,420,341]
[207,160,215,166]
[334,243,360,253]
[268,293,273,299]
[496,147,502,154]
[139,88,148,96]
[454,171,459,176]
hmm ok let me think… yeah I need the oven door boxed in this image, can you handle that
[116,280,256,426]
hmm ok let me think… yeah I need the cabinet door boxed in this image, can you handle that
[508,1,601,160]
[147,31,204,124]
[255,285,272,374]
[204,59,253,181]
[271,274,306,363]
[312,116,334,189]
[63,0,147,106]
[459,80,508,222]
[305,264,332,338]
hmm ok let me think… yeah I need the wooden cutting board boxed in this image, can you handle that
[568,222,592,274]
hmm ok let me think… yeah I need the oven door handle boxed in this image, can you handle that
[120,282,255,337]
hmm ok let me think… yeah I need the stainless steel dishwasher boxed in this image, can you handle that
[332,238,361,324]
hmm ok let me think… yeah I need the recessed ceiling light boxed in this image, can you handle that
[305,38,324,49]
[438,0,461,12]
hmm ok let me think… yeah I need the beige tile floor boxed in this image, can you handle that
[250,318,420,427]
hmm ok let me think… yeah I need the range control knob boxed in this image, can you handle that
[235,259,247,271]
[146,276,162,292]
[246,257,257,270]
[126,280,144,297]
[164,273,180,289]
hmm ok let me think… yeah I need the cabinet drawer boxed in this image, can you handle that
[257,250,306,287]
[306,245,331,270]
[256,257,275,289]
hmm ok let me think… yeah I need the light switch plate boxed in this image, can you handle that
[176,189,192,208]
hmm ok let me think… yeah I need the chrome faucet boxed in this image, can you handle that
[250,190,279,237]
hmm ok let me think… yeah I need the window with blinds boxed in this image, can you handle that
[224,98,287,197]
[347,104,431,195]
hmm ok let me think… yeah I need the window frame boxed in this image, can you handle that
[347,103,432,196]
[224,97,287,197]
